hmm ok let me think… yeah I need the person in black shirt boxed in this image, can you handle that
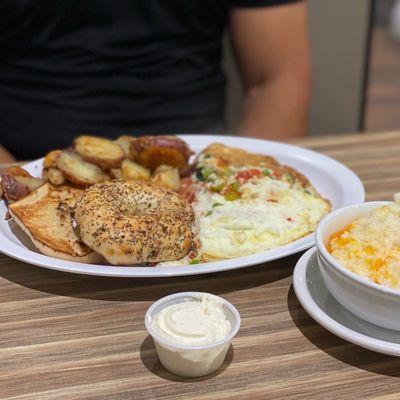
[0,0,310,161]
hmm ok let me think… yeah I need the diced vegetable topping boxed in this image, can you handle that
[224,191,241,201]
[236,169,262,182]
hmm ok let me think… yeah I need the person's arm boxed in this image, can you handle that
[229,1,311,139]
[0,145,16,164]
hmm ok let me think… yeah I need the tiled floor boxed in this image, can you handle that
[365,26,400,132]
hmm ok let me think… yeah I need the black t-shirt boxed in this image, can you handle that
[0,0,298,159]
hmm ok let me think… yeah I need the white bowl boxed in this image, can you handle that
[315,201,400,331]
[145,292,241,378]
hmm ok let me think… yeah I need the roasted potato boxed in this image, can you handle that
[151,165,180,191]
[74,135,125,169]
[1,167,43,202]
[130,136,191,171]
[3,165,31,178]
[46,167,66,185]
[110,168,122,179]
[114,136,135,158]
[43,150,62,169]
[121,159,150,181]
[56,150,109,187]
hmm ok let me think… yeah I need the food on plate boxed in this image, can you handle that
[1,135,332,266]
[130,135,191,171]
[8,183,102,263]
[185,143,331,261]
[110,168,122,179]
[0,166,44,202]
[151,165,180,191]
[114,135,135,158]
[73,135,125,168]
[43,150,62,169]
[74,180,193,265]
[42,167,66,186]
[328,194,400,290]
[56,150,110,187]
[121,159,151,181]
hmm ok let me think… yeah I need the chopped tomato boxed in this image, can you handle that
[286,217,293,222]
[236,169,262,182]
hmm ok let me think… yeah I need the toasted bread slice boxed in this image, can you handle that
[9,183,102,263]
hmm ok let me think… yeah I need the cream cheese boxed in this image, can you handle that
[151,294,231,346]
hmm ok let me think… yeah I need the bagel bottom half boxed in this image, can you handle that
[74,180,194,265]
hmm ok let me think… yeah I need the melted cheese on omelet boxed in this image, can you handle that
[192,178,330,260]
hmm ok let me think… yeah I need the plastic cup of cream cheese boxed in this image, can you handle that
[145,292,241,378]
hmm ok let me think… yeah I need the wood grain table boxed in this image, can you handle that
[2,131,400,400]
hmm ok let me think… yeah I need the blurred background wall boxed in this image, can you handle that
[307,0,372,135]
[224,0,375,136]
[365,0,400,132]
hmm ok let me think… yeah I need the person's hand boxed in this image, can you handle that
[0,145,17,164]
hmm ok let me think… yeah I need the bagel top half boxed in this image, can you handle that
[74,180,194,265]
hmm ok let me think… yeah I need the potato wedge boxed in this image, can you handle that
[3,166,31,178]
[130,136,191,171]
[134,147,188,171]
[46,167,66,185]
[121,159,150,181]
[1,171,43,202]
[56,150,109,187]
[74,135,124,168]
[151,165,180,191]
[43,150,62,169]
[110,168,122,179]
[114,136,135,158]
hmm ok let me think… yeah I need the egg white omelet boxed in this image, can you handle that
[187,143,331,262]
[192,175,330,260]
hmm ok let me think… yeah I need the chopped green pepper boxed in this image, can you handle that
[230,181,240,191]
[224,191,241,201]
[263,168,272,177]
[189,259,200,265]
[212,202,223,208]
[287,174,295,184]
[210,183,224,192]
[196,167,215,181]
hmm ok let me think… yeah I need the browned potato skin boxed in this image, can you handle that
[3,166,31,178]
[137,147,187,171]
[0,167,44,202]
[110,168,122,179]
[151,165,180,191]
[130,136,191,171]
[56,150,110,188]
[43,150,62,169]
[74,135,125,169]
[121,159,150,181]
[46,168,66,185]
[114,136,135,158]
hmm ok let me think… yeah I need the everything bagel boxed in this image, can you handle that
[74,181,193,265]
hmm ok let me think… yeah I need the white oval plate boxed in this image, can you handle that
[0,135,364,277]
[293,247,400,357]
